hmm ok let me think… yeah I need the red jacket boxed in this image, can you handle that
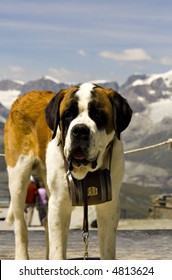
[25,182,38,204]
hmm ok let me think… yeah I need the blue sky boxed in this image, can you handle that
[1,0,172,84]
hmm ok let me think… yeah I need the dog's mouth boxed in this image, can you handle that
[68,146,97,171]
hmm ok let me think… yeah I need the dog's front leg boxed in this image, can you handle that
[48,190,72,260]
[96,199,120,260]
[46,138,73,259]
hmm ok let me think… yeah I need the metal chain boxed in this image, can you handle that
[82,177,89,260]
[82,232,89,260]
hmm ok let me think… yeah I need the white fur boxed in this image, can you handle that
[75,83,94,112]
[6,154,34,259]
[6,154,48,259]
[46,137,72,259]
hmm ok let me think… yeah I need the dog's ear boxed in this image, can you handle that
[107,89,132,140]
[45,90,65,139]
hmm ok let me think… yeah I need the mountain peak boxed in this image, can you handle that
[131,69,172,87]
[43,75,61,84]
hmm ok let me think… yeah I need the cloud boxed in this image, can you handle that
[99,48,152,62]
[77,49,87,57]
[8,65,24,73]
[99,49,172,68]
[47,68,74,81]
[159,56,172,66]
[0,65,25,81]
[46,67,91,83]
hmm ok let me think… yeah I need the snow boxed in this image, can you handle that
[89,79,108,84]
[43,75,61,84]
[148,90,156,95]
[137,96,145,102]
[0,90,21,109]
[0,115,6,123]
[148,97,172,123]
[132,70,172,87]
[162,91,171,96]
[132,79,148,87]
[13,80,25,85]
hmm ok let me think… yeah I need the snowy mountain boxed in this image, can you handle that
[0,90,21,110]
[20,77,69,95]
[0,79,22,90]
[0,71,172,191]
[132,70,172,87]
[121,70,172,113]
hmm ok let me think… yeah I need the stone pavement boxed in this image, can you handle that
[1,229,172,260]
[1,207,172,260]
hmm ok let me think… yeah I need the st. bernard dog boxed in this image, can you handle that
[4,83,132,260]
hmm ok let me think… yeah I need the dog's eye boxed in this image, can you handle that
[64,111,74,121]
[89,107,107,130]
[62,103,78,124]
[94,110,104,121]
[62,105,78,138]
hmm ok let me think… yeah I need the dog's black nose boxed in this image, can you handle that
[72,124,90,140]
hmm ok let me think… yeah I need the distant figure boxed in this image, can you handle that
[37,182,48,226]
[24,176,38,227]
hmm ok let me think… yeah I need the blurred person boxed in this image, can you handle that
[24,176,38,227]
[37,181,48,226]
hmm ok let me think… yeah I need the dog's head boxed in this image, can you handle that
[45,83,132,179]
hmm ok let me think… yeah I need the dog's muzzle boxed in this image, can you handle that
[67,124,97,171]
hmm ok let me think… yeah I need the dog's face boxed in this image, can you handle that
[45,83,132,179]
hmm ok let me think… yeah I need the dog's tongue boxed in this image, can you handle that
[73,147,85,160]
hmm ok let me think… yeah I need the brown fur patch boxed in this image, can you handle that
[59,86,79,117]
[4,91,55,167]
[92,87,115,134]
